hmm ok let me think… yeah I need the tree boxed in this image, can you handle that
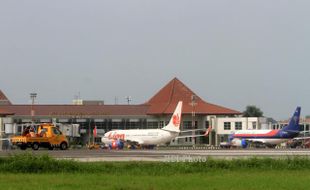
[243,105,263,117]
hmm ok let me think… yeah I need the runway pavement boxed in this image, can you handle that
[1,149,310,161]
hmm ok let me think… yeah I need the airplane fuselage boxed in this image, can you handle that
[231,129,299,145]
[102,129,179,145]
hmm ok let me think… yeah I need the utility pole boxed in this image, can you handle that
[30,93,37,124]
[125,96,132,105]
[191,95,197,145]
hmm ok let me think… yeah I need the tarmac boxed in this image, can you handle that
[1,149,310,161]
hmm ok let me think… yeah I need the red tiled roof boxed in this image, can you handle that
[0,78,239,116]
[0,108,14,116]
[144,78,240,115]
[0,90,11,105]
[0,105,149,116]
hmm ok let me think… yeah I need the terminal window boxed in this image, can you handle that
[224,122,231,130]
[147,122,159,129]
[128,122,140,129]
[183,121,191,129]
[252,122,257,129]
[112,122,121,129]
[159,121,165,128]
[235,122,242,130]
[183,121,197,129]
[205,121,210,129]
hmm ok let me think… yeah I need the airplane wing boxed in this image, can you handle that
[180,127,212,133]
[174,134,208,139]
[180,129,205,133]
[175,128,211,139]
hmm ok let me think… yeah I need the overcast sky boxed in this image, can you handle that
[1,1,309,119]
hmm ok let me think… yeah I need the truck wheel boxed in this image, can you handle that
[20,145,27,150]
[60,142,68,150]
[32,142,40,150]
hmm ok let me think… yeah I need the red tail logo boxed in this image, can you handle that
[172,114,180,127]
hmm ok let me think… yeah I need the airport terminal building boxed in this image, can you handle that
[0,78,268,147]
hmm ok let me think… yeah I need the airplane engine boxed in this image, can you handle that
[231,139,248,148]
[241,139,248,148]
[109,139,124,149]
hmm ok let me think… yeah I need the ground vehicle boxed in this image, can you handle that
[11,123,68,150]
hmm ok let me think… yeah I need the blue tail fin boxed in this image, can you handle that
[282,107,301,132]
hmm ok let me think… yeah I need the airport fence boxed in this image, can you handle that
[157,145,307,150]
[158,145,222,150]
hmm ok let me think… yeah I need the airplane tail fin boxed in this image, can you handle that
[162,101,183,133]
[282,107,301,132]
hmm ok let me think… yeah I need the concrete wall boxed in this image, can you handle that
[216,117,260,135]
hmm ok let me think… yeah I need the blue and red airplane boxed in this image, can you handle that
[222,107,301,148]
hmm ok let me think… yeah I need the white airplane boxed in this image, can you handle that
[101,101,209,149]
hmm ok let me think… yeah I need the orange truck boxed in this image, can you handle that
[11,123,69,150]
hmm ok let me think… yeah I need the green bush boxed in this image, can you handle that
[0,153,79,173]
[1,153,310,174]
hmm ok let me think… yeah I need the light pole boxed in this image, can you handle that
[30,93,37,123]
[191,95,197,145]
[125,96,132,105]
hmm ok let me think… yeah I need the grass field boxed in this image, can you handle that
[1,154,310,189]
[1,170,310,190]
